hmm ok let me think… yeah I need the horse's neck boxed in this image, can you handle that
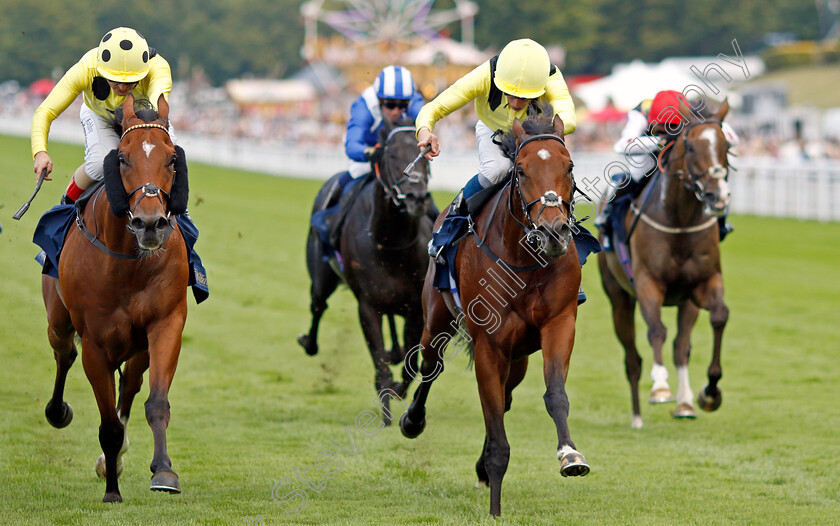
[654,172,706,226]
[370,182,415,243]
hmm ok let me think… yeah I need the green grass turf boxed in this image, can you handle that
[1,134,838,525]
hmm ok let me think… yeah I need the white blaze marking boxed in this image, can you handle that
[537,148,551,160]
[142,141,155,158]
[700,128,719,166]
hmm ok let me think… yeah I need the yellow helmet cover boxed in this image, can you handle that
[493,39,550,99]
[96,27,151,83]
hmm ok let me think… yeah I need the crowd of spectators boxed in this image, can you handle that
[3,78,839,161]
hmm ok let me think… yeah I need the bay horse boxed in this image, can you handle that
[598,100,732,428]
[41,94,190,502]
[299,117,435,424]
[400,110,588,516]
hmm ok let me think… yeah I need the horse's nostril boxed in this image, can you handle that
[130,217,145,232]
[155,217,170,231]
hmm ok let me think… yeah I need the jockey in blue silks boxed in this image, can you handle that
[323,65,425,207]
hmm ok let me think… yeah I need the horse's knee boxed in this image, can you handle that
[144,397,170,425]
[647,323,667,344]
[710,304,729,329]
[99,421,125,455]
[543,388,570,417]
[483,437,510,477]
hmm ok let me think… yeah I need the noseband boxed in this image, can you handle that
[374,126,429,206]
[510,134,577,244]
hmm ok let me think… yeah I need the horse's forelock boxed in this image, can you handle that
[499,102,559,160]
[110,98,163,135]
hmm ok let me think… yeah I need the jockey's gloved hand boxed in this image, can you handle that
[364,146,383,164]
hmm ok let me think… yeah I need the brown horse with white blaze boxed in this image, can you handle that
[400,110,589,516]
[41,93,190,502]
[598,100,732,428]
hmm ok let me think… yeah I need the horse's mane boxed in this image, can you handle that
[498,102,559,160]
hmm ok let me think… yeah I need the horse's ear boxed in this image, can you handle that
[122,94,136,127]
[713,98,730,121]
[552,114,565,140]
[103,149,131,216]
[157,94,169,120]
[676,96,696,125]
[512,118,525,142]
[169,145,190,215]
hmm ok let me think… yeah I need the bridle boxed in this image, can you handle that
[509,133,579,246]
[120,123,175,234]
[75,121,176,259]
[373,126,429,207]
[664,120,730,203]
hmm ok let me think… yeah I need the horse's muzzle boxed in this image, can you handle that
[529,222,572,260]
[128,213,174,251]
[404,193,434,219]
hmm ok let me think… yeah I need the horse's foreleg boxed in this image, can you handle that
[673,300,700,418]
[145,320,185,494]
[474,340,511,516]
[635,274,672,405]
[357,302,396,425]
[43,276,77,429]
[397,313,424,397]
[541,316,589,479]
[97,352,149,479]
[476,357,528,488]
[81,340,123,503]
[400,287,452,439]
[298,229,341,356]
[385,314,406,364]
[599,258,644,427]
[696,275,728,411]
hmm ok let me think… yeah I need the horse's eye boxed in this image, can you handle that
[686,143,694,153]
[516,166,526,178]
[118,153,126,165]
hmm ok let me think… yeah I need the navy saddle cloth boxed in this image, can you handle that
[33,191,209,304]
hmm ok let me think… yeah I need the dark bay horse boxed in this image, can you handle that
[598,100,732,428]
[400,112,588,516]
[41,94,190,502]
[299,117,435,424]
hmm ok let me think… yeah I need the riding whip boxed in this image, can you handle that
[403,145,432,177]
[13,168,48,220]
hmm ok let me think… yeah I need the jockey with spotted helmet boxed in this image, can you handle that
[597,89,740,242]
[321,65,425,207]
[415,38,577,261]
[31,27,175,204]
[30,27,208,302]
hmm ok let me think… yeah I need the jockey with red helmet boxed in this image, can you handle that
[597,90,740,242]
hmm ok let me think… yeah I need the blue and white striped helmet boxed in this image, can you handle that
[373,65,415,100]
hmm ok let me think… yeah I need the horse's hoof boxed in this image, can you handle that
[102,492,123,503]
[150,470,181,493]
[45,400,73,428]
[399,411,425,439]
[631,415,643,429]
[672,403,697,419]
[559,451,590,477]
[649,387,675,404]
[697,384,722,412]
[297,334,318,356]
[96,454,124,479]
